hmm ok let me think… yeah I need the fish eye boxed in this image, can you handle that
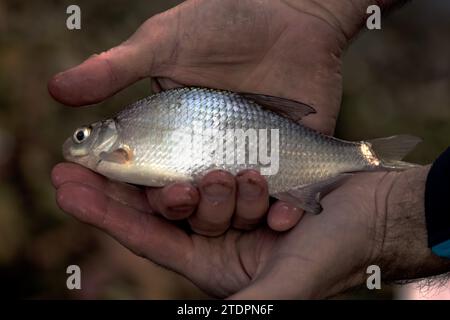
[73,126,91,144]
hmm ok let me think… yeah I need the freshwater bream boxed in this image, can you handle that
[63,87,420,214]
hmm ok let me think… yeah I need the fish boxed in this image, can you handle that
[63,87,421,214]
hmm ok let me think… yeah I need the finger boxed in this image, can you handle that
[145,183,199,220]
[233,170,269,230]
[51,162,151,213]
[188,170,236,236]
[48,44,149,106]
[267,201,304,232]
[48,16,172,106]
[56,182,193,273]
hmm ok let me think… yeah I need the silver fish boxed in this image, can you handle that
[63,87,420,214]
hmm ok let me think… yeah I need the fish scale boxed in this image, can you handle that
[113,87,368,193]
[64,87,420,213]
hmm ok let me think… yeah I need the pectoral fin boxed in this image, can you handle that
[238,92,316,122]
[100,147,132,164]
[272,174,351,214]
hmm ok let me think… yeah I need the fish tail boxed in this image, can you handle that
[367,134,422,170]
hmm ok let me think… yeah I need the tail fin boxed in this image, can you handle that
[367,135,422,170]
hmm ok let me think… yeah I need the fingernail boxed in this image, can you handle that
[51,173,63,188]
[57,187,81,215]
[238,180,263,200]
[202,183,232,202]
[270,204,295,231]
[166,184,196,204]
[279,203,300,214]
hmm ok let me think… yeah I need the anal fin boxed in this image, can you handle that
[272,174,351,214]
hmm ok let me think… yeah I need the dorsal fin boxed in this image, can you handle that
[238,92,316,122]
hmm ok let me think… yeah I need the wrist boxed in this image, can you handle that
[375,166,450,281]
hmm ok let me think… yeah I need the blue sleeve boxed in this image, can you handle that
[425,147,450,259]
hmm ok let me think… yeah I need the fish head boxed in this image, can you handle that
[63,119,119,169]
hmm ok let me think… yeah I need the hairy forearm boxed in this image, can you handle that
[376,166,450,281]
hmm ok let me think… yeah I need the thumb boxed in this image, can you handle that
[48,19,172,106]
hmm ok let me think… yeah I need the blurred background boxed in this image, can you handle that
[0,0,449,299]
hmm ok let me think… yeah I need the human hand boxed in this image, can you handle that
[49,0,369,235]
[49,0,359,133]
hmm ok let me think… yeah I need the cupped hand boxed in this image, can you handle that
[52,162,393,298]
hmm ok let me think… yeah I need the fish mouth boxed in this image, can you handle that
[62,138,74,161]
[62,138,89,164]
